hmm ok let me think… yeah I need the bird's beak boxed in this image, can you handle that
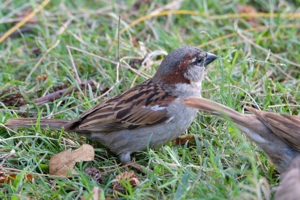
[204,52,218,67]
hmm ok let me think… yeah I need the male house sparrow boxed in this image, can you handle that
[183,97,300,173]
[6,47,218,164]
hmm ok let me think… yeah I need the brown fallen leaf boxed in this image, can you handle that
[84,167,105,184]
[80,186,104,200]
[0,172,33,183]
[112,170,140,195]
[0,88,27,107]
[172,135,197,146]
[49,144,95,177]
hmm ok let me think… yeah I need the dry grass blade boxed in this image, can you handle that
[120,10,300,34]
[237,29,300,68]
[0,0,51,43]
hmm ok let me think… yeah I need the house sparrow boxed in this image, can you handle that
[274,156,300,200]
[6,47,218,164]
[183,97,300,173]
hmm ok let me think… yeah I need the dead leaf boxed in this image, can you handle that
[237,4,258,24]
[91,187,104,200]
[80,186,104,200]
[84,167,105,184]
[172,135,197,146]
[112,170,140,194]
[72,144,94,161]
[0,172,33,183]
[49,144,95,177]
[0,88,27,107]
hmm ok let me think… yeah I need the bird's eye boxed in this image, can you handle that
[195,57,203,63]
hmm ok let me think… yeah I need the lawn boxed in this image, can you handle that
[0,0,299,199]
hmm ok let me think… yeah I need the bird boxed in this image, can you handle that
[274,156,300,200]
[183,97,300,173]
[6,46,218,164]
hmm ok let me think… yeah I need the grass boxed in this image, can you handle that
[0,0,299,199]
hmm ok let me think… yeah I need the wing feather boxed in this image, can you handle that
[66,80,176,133]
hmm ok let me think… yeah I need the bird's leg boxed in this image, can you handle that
[119,152,152,175]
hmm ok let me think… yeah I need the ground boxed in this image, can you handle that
[0,0,299,199]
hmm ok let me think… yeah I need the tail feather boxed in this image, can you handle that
[183,97,250,125]
[6,118,70,130]
[183,97,300,173]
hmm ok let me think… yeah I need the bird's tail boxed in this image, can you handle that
[183,96,250,125]
[5,118,70,130]
[184,97,300,173]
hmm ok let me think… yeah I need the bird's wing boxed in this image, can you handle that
[245,106,300,151]
[66,80,176,132]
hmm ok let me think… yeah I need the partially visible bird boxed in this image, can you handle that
[6,47,218,164]
[274,156,300,200]
[183,96,300,173]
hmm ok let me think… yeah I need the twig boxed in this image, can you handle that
[33,80,95,105]
[0,166,67,179]
[45,82,117,118]
[0,124,21,135]
[0,135,59,143]
[0,26,35,38]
